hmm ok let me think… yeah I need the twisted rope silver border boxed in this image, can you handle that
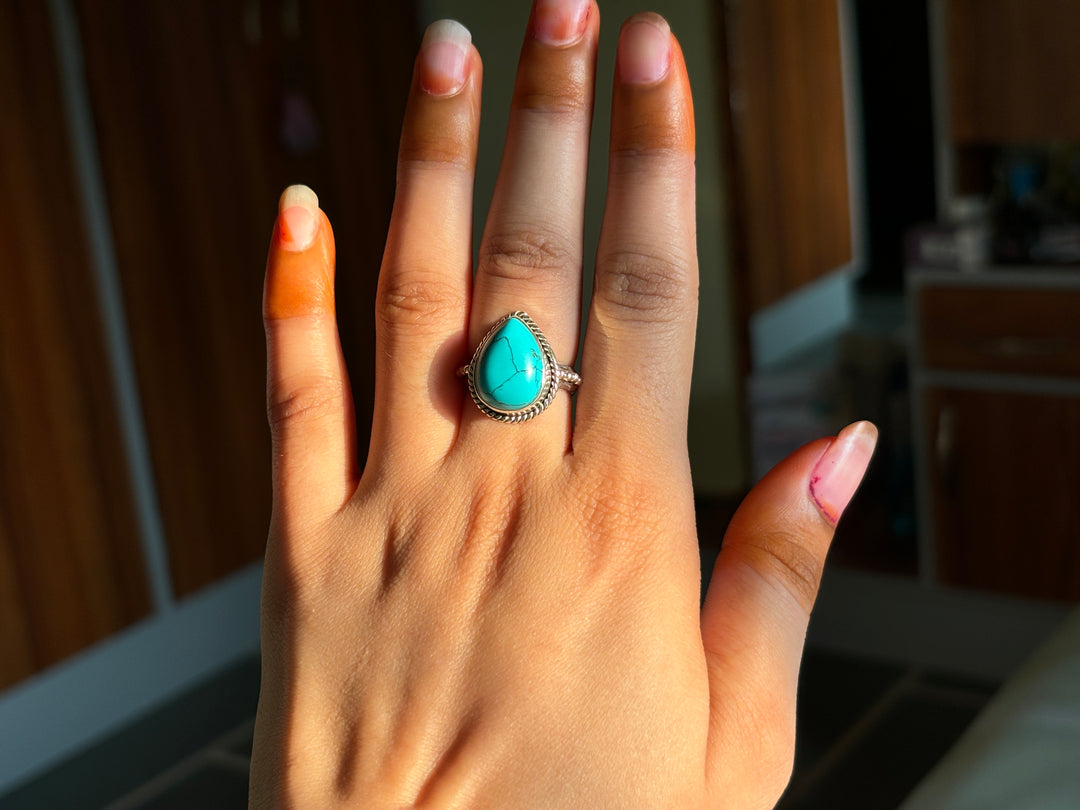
[458,311,579,423]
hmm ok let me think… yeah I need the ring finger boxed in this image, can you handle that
[464,0,599,440]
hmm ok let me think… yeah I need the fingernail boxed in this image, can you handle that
[533,0,590,46]
[618,15,672,85]
[809,421,878,526]
[277,184,319,252]
[419,19,471,96]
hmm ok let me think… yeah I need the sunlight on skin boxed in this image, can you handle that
[251,3,877,806]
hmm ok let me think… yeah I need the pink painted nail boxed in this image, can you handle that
[419,19,471,97]
[618,16,672,85]
[809,421,878,526]
[278,184,318,252]
[533,0,590,46]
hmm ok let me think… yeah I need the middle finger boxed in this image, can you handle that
[465,0,598,436]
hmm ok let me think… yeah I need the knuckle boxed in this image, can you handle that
[595,248,695,322]
[577,477,656,537]
[745,527,825,611]
[398,126,474,172]
[376,273,463,327]
[267,379,343,435]
[569,471,672,573]
[514,66,591,118]
[480,228,577,284]
[397,147,471,175]
[718,692,796,809]
[611,117,695,163]
[607,144,695,195]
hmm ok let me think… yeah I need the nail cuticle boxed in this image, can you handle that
[419,19,472,97]
[532,0,591,47]
[277,185,319,252]
[618,19,673,85]
[809,471,839,527]
[807,421,878,527]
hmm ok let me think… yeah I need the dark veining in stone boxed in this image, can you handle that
[488,336,541,398]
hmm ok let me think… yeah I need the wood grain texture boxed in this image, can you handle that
[723,0,852,313]
[926,387,1080,600]
[918,286,1080,378]
[948,0,1080,142]
[73,0,415,596]
[0,1,149,688]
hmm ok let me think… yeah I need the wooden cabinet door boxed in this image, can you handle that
[721,0,852,312]
[926,386,1080,600]
[947,0,1080,142]
[0,1,149,689]
[74,1,416,596]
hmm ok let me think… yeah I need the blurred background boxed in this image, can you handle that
[1,0,1078,807]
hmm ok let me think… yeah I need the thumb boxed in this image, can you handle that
[701,421,877,806]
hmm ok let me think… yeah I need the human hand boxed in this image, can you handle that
[250,3,877,808]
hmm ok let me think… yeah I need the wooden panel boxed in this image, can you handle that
[74,1,415,595]
[0,1,149,688]
[926,387,1080,600]
[723,0,852,312]
[948,0,1080,142]
[918,286,1080,378]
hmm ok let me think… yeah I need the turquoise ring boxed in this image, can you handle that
[458,312,580,423]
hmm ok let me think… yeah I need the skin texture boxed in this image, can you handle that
[250,5,876,808]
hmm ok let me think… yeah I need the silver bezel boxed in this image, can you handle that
[464,311,559,423]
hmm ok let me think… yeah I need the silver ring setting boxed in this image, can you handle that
[458,311,580,423]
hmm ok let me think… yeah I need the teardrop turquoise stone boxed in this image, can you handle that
[475,316,544,411]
